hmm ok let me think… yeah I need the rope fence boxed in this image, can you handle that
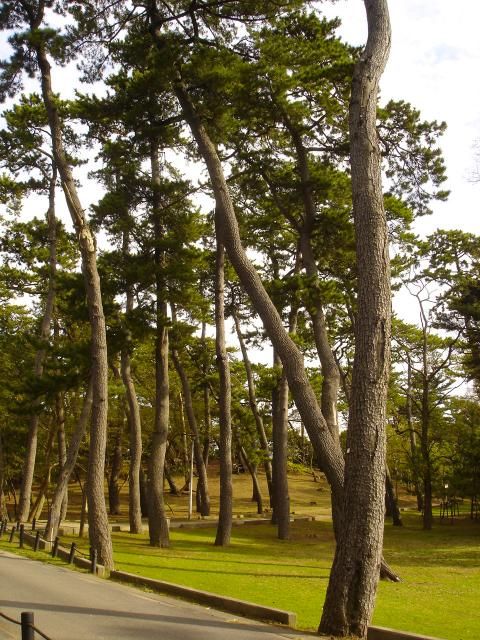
[0,518,103,576]
[0,610,53,640]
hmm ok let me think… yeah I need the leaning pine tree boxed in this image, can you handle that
[319,0,392,635]
[0,2,114,569]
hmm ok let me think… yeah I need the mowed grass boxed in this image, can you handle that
[2,469,479,639]
[55,512,478,639]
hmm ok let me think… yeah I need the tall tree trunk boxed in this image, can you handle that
[55,388,68,522]
[385,465,402,527]
[319,2,392,637]
[279,108,341,442]
[214,238,233,546]
[171,348,211,516]
[120,229,143,534]
[148,138,170,547]
[108,419,124,516]
[0,432,6,519]
[201,322,211,467]
[406,357,423,511]
[18,166,57,522]
[148,10,398,583]
[271,354,290,539]
[179,393,190,491]
[139,468,149,518]
[232,309,273,504]
[32,15,113,569]
[29,418,56,522]
[238,445,263,515]
[44,380,93,542]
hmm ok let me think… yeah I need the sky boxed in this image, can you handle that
[1,1,479,332]
[322,0,480,237]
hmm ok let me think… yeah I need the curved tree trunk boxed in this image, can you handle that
[279,108,341,442]
[18,166,57,523]
[319,2,392,636]
[32,16,113,568]
[232,309,273,504]
[214,238,233,546]
[44,380,93,542]
[148,6,398,584]
[148,139,170,547]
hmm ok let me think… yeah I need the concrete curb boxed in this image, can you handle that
[21,530,106,577]
[368,626,445,640]
[110,569,297,627]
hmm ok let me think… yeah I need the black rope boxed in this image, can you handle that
[0,611,20,625]
[0,611,54,640]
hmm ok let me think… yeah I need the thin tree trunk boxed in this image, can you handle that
[139,468,149,518]
[18,166,57,523]
[232,309,273,504]
[148,10,398,583]
[201,322,211,467]
[29,418,56,522]
[214,238,233,546]
[271,355,290,539]
[171,348,211,516]
[79,478,87,539]
[44,380,93,542]
[279,108,341,442]
[120,230,143,534]
[147,138,170,547]
[108,419,123,516]
[406,357,423,512]
[385,465,402,527]
[56,389,68,522]
[0,432,6,519]
[179,393,190,491]
[238,446,263,515]
[319,2,392,636]
[33,14,113,569]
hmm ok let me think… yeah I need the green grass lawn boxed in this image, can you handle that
[2,471,479,640]
[7,512,470,640]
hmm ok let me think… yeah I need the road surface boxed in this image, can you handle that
[0,550,313,639]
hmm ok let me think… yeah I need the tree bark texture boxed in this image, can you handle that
[44,380,93,542]
[31,12,113,568]
[319,2,392,637]
[18,167,57,523]
[148,140,170,547]
[271,352,290,539]
[149,8,397,584]
[214,238,233,546]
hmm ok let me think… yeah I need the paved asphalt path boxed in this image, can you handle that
[0,551,314,640]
